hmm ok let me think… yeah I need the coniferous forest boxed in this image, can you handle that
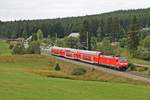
[0,8,150,40]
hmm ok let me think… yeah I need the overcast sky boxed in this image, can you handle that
[1,0,150,21]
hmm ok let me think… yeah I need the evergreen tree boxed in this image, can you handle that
[80,20,91,50]
[101,37,114,55]
[91,37,97,50]
[97,19,105,41]
[37,29,44,41]
[64,37,80,49]
[22,29,28,39]
[127,16,140,57]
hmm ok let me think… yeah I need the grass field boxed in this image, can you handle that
[0,41,150,100]
[0,55,150,100]
[0,40,11,56]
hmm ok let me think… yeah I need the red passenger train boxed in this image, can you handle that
[51,46,128,71]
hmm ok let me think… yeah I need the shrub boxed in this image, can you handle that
[27,41,41,54]
[54,63,61,71]
[128,64,137,71]
[9,44,14,49]
[148,69,150,76]
[136,47,150,60]
[138,68,145,72]
[12,43,25,55]
[71,68,87,75]
[144,67,148,71]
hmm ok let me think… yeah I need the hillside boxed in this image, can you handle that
[0,55,150,100]
[0,8,150,39]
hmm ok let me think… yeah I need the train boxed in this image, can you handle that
[50,46,129,71]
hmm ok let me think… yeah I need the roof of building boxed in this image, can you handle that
[68,33,79,38]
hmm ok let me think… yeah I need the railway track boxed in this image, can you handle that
[51,55,150,83]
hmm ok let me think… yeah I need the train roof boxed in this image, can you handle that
[52,46,102,54]
[52,46,66,50]
[79,50,102,55]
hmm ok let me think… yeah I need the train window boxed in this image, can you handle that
[119,57,127,62]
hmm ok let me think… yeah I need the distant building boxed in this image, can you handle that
[24,36,32,48]
[68,33,79,38]
[141,27,150,31]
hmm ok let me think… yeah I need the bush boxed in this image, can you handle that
[148,69,150,76]
[71,68,87,75]
[144,67,149,71]
[138,68,145,72]
[119,38,128,48]
[27,41,41,54]
[128,64,137,71]
[9,44,14,49]
[136,47,150,60]
[54,63,61,71]
[12,43,25,55]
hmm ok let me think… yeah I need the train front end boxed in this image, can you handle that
[118,57,129,71]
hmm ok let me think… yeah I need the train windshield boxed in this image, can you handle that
[119,57,127,62]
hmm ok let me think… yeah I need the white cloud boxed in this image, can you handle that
[0,0,150,21]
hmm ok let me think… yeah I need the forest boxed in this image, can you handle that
[0,8,150,40]
[0,8,150,60]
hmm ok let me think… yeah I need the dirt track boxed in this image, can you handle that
[53,56,150,83]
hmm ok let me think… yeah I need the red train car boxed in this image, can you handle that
[98,55,128,70]
[51,47,65,57]
[50,46,128,71]
[78,50,101,64]
[64,48,79,59]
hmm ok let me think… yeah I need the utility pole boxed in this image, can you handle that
[55,33,57,46]
[87,32,89,50]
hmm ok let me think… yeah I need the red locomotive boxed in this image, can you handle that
[51,46,128,71]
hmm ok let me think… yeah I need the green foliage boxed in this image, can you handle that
[32,29,44,42]
[127,16,140,57]
[64,37,80,49]
[98,37,114,55]
[129,64,137,71]
[91,37,97,50]
[56,38,65,47]
[9,43,14,49]
[136,47,150,60]
[71,68,87,75]
[129,16,140,31]
[27,41,41,54]
[142,35,150,49]
[80,20,89,49]
[119,38,128,48]
[22,29,28,39]
[127,31,139,57]
[32,32,38,41]
[12,43,25,55]
[54,63,61,71]
[1,8,150,41]
[37,29,44,41]
[136,35,150,60]
[148,69,150,76]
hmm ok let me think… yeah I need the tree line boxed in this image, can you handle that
[0,8,150,41]
[1,8,150,60]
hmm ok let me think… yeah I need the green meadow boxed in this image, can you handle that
[0,40,11,56]
[0,40,150,100]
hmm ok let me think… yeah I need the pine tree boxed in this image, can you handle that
[80,20,90,50]
[37,29,43,41]
[22,29,28,39]
[127,16,140,57]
